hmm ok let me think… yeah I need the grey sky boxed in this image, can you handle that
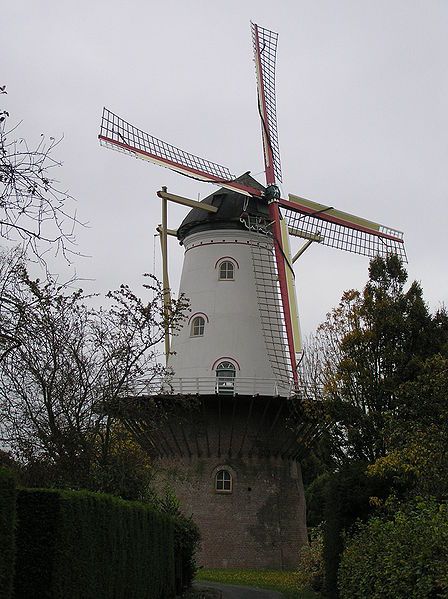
[2,0,447,337]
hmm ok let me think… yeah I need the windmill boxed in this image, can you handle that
[98,23,406,569]
[98,23,406,389]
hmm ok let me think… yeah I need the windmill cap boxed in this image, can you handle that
[177,173,268,242]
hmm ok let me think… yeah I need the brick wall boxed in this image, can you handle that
[147,394,308,568]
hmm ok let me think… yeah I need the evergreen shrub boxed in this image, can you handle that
[338,500,448,599]
[0,468,16,599]
[14,488,176,599]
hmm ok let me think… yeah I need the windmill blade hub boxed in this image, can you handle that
[264,184,281,203]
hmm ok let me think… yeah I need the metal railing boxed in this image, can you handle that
[155,376,293,397]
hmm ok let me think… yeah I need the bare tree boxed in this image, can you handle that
[0,257,188,491]
[0,248,26,361]
[0,86,81,262]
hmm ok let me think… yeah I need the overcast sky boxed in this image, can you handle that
[2,0,447,337]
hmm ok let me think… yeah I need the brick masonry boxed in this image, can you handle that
[151,395,308,569]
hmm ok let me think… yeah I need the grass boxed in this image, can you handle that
[196,569,321,598]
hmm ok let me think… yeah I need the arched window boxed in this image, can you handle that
[218,260,235,280]
[190,315,205,337]
[215,469,233,493]
[215,361,236,394]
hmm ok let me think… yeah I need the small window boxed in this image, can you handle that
[215,361,236,394]
[215,469,232,493]
[218,261,234,280]
[191,316,205,337]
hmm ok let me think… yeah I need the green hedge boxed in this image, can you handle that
[0,468,16,599]
[338,500,448,598]
[14,488,175,599]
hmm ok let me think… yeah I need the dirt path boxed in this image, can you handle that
[193,581,284,598]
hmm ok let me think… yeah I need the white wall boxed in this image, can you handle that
[169,228,287,388]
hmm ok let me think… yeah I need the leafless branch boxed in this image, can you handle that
[0,90,85,264]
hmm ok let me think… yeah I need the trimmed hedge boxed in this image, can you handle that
[0,468,16,599]
[14,488,175,599]
[338,500,448,598]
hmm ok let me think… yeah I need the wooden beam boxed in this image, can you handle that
[156,225,177,237]
[157,189,218,213]
[160,189,171,363]
[292,239,315,263]
[288,226,323,242]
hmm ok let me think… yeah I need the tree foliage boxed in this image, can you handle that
[368,354,448,500]
[302,255,448,464]
[322,461,393,599]
[338,500,448,599]
[301,256,448,598]
[0,252,188,496]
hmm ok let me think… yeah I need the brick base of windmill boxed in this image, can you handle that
[122,394,309,569]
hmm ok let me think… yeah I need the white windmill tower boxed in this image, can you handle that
[99,23,406,569]
[167,171,293,398]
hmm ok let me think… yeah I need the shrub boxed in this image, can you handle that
[0,468,16,599]
[158,490,201,594]
[338,500,448,598]
[173,514,201,593]
[14,488,175,599]
[296,526,324,593]
[323,462,390,598]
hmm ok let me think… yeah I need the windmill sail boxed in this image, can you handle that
[281,194,407,261]
[252,23,299,384]
[251,23,282,185]
[280,218,302,354]
[250,239,292,389]
[98,108,261,198]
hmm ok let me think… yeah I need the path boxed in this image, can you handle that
[193,581,284,598]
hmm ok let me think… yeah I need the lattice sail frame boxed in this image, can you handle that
[99,108,235,183]
[250,239,292,387]
[251,22,282,184]
[283,208,406,260]
[280,194,407,261]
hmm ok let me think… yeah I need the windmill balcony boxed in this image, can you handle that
[158,376,294,398]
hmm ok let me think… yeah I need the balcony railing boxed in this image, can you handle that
[155,376,294,397]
